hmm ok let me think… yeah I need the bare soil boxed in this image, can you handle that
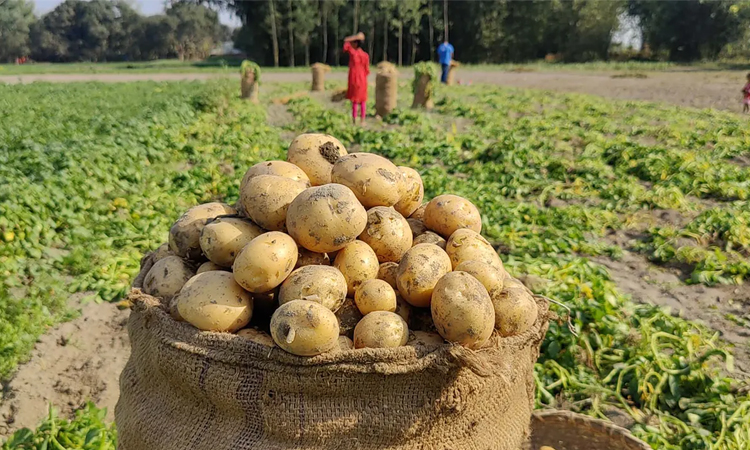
[0,297,130,438]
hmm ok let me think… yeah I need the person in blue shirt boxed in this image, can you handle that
[437,40,454,84]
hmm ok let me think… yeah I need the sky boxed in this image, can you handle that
[34,0,242,27]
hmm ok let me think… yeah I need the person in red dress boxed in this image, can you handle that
[742,73,750,114]
[343,32,370,124]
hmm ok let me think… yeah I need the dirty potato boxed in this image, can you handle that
[270,300,340,356]
[143,255,195,301]
[240,160,311,187]
[295,247,331,268]
[409,202,428,221]
[286,184,367,253]
[424,194,482,238]
[359,207,412,263]
[233,231,298,293]
[407,330,445,349]
[445,229,504,270]
[412,231,446,249]
[335,298,363,338]
[492,279,539,337]
[354,279,397,315]
[407,218,427,239]
[169,202,236,259]
[394,166,424,217]
[431,271,495,349]
[278,265,347,312]
[396,243,452,307]
[151,243,173,262]
[331,153,403,208]
[455,260,505,297]
[196,261,225,274]
[199,216,264,267]
[236,328,276,347]
[377,262,399,289]
[287,133,347,186]
[333,240,379,296]
[239,174,307,231]
[175,271,253,333]
[353,311,409,349]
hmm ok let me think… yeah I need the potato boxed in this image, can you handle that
[377,262,399,289]
[394,295,413,324]
[295,247,331,268]
[270,300,340,356]
[237,328,276,347]
[492,279,539,337]
[279,265,347,312]
[359,207,412,263]
[354,279,397,315]
[169,298,184,322]
[409,202,428,221]
[233,231,298,293]
[241,160,311,187]
[175,271,253,333]
[424,194,482,238]
[407,331,444,348]
[336,335,355,351]
[286,184,368,253]
[169,202,236,259]
[151,243,173,262]
[331,153,402,208]
[199,216,264,267]
[445,229,504,270]
[407,218,427,239]
[196,261,225,274]
[143,256,195,301]
[287,133,347,186]
[431,271,495,349]
[455,260,505,297]
[239,175,307,231]
[335,298,363,338]
[396,243,452,307]
[353,311,409,349]
[413,231,446,249]
[333,240,379,296]
[394,166,424,217]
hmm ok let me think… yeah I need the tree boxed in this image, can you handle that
[293,1,318,66]
[166,2,223,61]
[0,0,35,62]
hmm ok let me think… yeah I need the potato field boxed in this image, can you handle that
[1,75,750,449]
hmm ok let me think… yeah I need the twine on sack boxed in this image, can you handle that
[534,294,578,338]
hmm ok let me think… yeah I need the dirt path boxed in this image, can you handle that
[2,69,746,113]
[0,298,129,439]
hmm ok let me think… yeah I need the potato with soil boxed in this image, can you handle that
[407,218,428,239]
[287,133,347,186]
[424,194,482,238]
[396,243,452,307]
[241,160,311,187]
[331,153,403,208]
[169,202,236,259]
[279,265,347,312]
[270,300,340,356]
[492,278,539,337]
[377,262,399,289]
[199,216,264,267]
[333,240,379,296]
[413,231,446,249]
[236,328,276,347]
[336,335,355,351]
[353,311,409,349]
[295,247,331,268]
[359,207,412,263]
[455,260,505,296]
[394,166,424,217]
[286,184,367,253]
[175,271,253,333]
[445,229,504,270]
[233,231,298,293]
[239,175,307,231]
[409,203,428,221]
[151,243,173,262]
[196,261,225,274]
[143,256,195,301]
[407,331,445,348]
[431,271,495,349]
[354,279,397,315]
[335,298,363,338]
[394,295,412,324]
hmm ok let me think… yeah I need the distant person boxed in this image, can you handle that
[743,73,750,114]
[344,32,370,124]
[437,39,454,84]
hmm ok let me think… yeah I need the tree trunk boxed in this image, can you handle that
[443,0,449,41]
[287,0,295,67]
[305,42,310,66]
[322,7,328,64]
[410,33,417,65]
[382,16,388,61]
[269,0,280,67]
[353,0,359,33]
[398,23,403,66]
[428,0,434,61]
[368,21,375,58]
[334,21,340,65]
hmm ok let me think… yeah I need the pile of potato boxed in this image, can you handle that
[142,133,539,356]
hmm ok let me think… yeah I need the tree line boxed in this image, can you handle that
[1,0,228,63]
[2,0,750,65]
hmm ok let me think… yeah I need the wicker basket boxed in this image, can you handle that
[525,410,652,450]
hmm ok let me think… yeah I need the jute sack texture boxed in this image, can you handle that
[116,253,549,450]
[375,61,399,117]
[311,63,331,91]
[241,71,259,103]
[412,73,434,109]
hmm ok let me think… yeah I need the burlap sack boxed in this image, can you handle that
[241,71,259,103]
[412,73,434,109]
[446,61,460,86]
[375,62,398,117]
[311,63,331,92]
[116,254,549,450]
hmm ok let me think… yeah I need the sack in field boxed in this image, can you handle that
[375,62,398,117]
[311,63,331,92]
[412,73,435,109]
[241,71,259,103]
[447,60,461,86]
[115,253,549,450]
